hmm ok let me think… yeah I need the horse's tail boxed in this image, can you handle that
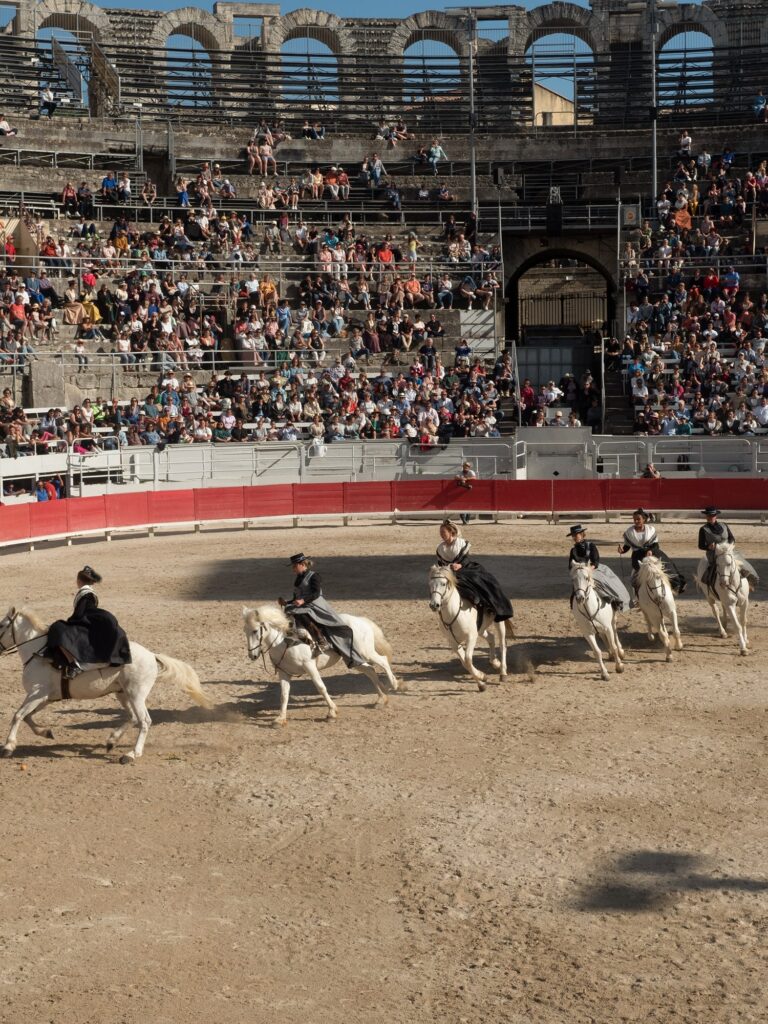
[156,654,213,709]
[370,622,393,660]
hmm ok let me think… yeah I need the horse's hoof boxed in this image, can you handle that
[490,659,501,670]
[119,753,135,766]
[666,653,673,662]
[273,718,287,728]
[477,681,487,692]
[45,730,54,740]
[499,673,508,682]
[106,741,115,753]
[739,649,748,657]
[1,746,14,758]
[615,664,624,674]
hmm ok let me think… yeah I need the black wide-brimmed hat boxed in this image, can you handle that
[632,508,651,519]
[79,565,102,583]
[701,506,722,516]
[288,553,308,566]
[567,524,586,537]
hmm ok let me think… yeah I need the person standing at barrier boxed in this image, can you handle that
[567,525,629,611]
[697,506,759,588]
[618,508,686,595]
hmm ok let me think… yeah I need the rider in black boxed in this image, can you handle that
[568,524,629,610]
[45,566,131,678]
[698,506,758,587]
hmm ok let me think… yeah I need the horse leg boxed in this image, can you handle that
[359,664,388,706]
[710,596,728,638]
[2,692,51,755]
[668,602,683,651]
[602,624,624,674]
[462,631,487,691]
[273,678,291,726]
[657,618,673,662]
[726,600,748,656]
[119,695,152,764]
[306,661,338,720]
[495,622,508,680]
[585,633,609,681]
[368,649,399,692]
[106,694,137,753]
[612,609,625,661]
[24,711,55,740]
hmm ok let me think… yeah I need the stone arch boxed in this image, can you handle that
[149,9,230,53]
[656,8,727,53]
[519,3,604,56]
[34,0,112,43]
[507,247,615,340]
[267,9,352,57]
[388,13,467,59]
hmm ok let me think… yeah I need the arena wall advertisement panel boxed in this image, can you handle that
[105,493,150,528]
[147,490,197,524]
[194,487,245,522]
[0,479,765,547]
[243,485,294,518]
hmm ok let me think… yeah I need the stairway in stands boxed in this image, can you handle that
[603,366,635,435]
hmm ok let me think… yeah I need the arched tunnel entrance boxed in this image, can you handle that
[506,248,615,342]
[506,248,616,392]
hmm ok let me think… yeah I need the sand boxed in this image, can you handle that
[1,519,766,1024]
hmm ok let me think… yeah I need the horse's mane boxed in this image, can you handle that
[244,602,291,632]
[714,540,735,556]
[638,556,672,588]
[430,564,457,587]
[18,607,47,632]
[569,560,593,577]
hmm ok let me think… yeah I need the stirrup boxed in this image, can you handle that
[63,661,82,680]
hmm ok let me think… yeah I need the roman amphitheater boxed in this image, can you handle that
[0,2,766,1021]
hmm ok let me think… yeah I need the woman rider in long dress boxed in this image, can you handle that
[567,524,630,610]
[617,508,686,594]
[697,505,759,588]
[435,520,513,622]
[45,565,131,678]
[282,553,366,667]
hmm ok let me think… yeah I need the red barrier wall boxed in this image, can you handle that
[0,479,765,546]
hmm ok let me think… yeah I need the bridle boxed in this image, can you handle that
[571,566,604,629]
[0,610,47,666]
[429,571,463,642]
[716,553,742,598]
[639,561,668,609]
[246,620,290,672]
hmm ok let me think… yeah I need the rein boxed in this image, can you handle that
[716,556,743,599]
[249,622,299,674]
[430,575,464,644]
[572,572,605,630]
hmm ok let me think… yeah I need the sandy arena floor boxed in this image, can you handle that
[1,519,766,1024]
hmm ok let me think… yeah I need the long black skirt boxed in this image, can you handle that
[455,560,513,621]
[47,608,132,666]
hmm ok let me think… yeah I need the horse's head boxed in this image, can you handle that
[0,607,17,651]
[714,540,735,563]
[243,603,289,660]
[428,565,455,612]
[569,561,593,605]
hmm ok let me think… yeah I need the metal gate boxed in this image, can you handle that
[519,291,606,329]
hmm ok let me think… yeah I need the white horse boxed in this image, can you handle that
[695,541,751,655]
[636,556,683,661]
[243,603,399,726]
[0,607,210,763]
[428,565,509,691]
[570,562,624,680]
